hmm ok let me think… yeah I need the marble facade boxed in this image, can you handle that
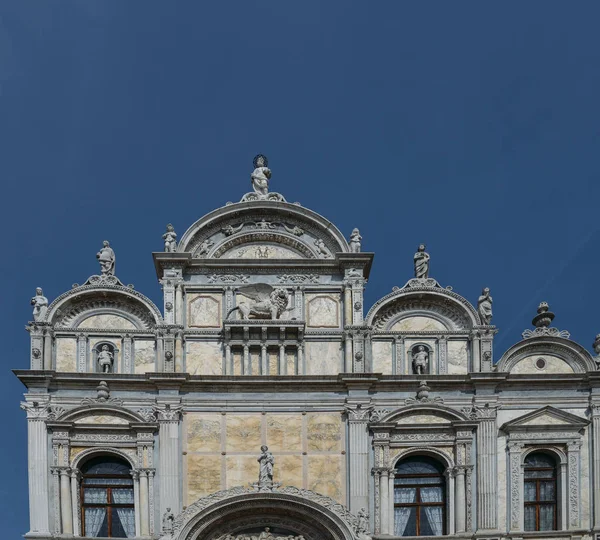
[16,163,600,540]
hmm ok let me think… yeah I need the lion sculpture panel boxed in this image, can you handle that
[226,284,290,320]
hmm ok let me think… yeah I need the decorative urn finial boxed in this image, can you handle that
[532,301,555,328]
[416,380,430,400]
[96,381,110,401]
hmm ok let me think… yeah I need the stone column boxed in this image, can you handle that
[225,344,232,375]
[508,441,524,532]
[592,403,600,530]
[260,344,267,375]
[567,441,581,530]
[474,405,498,531]
[298,343,305,375]
[344,332,353,372]
[388,470,395,534]
[139,470,150,536]
[373,469,381,535]
[471,332,481,373]
[131,471,141,538]
[380,469,390,535]
[346,405,371,513]
[21,402,51,535]
[43,327,53,370]
[175,332,183,373]
[175,283,184,325]
[243,345,250,376]
[156,405,182,517]
[279,344,286,375]
[60,468,73,534]
[70,469,80,536]
[454,467,466,533]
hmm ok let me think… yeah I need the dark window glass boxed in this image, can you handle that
[394,456,446,536]
[524,452,557,532]
[81,457,135,538]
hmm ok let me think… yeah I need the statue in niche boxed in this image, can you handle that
[96,240,116,275]
[97,345,114,373]
[413,243,430,279]
[226,284,289,320]
[412,345,429,375]
[31,287,48,321]
[251,154,271,197]
[258,445,275,486]
[162,224,177,252]
[162,508,174,533]
[349,228,362,253]
[478,287,493,325]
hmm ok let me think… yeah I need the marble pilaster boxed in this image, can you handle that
[592,403,600,529]
[345,404,371,513]
[156,405,182,518]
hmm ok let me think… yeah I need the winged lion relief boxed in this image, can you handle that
[226,284,290,320]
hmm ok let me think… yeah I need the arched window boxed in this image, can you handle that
[524,452,557,531]
[80,456,135,538]
[394,456,446,536]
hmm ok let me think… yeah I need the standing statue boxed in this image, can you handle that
[257,445,275,487]
[96,240,116,275]
[357,508,369,533]
[251,154,271,197]
[349,228,362,253]
[163,224,177,253]
[31,287,48,321]
[478,287,493,325]
[314,238,329,258]
[97,345,114,373]
[258,528,274,540]
[162,507,175,533]
[412,345,429,375]
[414,244,430,279]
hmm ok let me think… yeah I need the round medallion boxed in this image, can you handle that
[535,357,547,370]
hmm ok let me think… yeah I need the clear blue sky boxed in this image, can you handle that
[2,2,600,536]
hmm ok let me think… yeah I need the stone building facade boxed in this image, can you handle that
[17,158,600,540]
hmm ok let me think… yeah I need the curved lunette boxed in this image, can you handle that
[365,286,481,330]
[56,404,147,424]
[495,336,596,373]
[169,489,358,540]
[377,403,471,424]
[45,284,163,328]
[177,200,351,255]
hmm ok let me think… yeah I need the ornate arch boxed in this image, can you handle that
[71,446,137,470]
[496,337,596,373]
[390,446,455,470]
[166,487,360,540]
[521,445,567,466]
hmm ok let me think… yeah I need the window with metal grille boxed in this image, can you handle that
[524,452,557,532]
[80,456,135,538]
[394,456,446,536]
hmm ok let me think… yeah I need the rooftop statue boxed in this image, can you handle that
[96,240,116,276]
[226,284,289,320]
[349,228,362,253]
[162,223,177,253]
[251,154,272,197]
[30,287,48,322]
[478,287,493,325]
[413,243,430,279]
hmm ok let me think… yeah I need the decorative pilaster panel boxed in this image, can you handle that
[164,335,175,373]
[21,401,51,535]
[395,337,405,374]
[372,469,381,535]
[77,333,88,373]
[224,287,234,320]
[294,287,304,320]
[508,442,524,532]
[122,335,133,374]
[161,279,176,324]
[438,337,447,374]
[43,326,54,370]
[471,332,481,373]
[481,335,493,372]
[28,324,44,370]
[155,404,182,516]
[592,403,600,530]
[345,404,372,513]
[352,283,364,325]
[567,441,582,529]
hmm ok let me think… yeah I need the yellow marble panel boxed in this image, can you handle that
[187,455,221,500]
[225,455,257,488]
[134,340,156,374]
[78,314,136,330]
[188,294,221,328]
[276,454,303,488]
[56,338,77,372]
[372,340,393,374]
[391,316,446,332]
[307,413,342,452]
[398,413,450,425]
[447,340,468,374]
[186,341,223,375]
[286,350,296,375]
[307,455,343,501]
[267,415,302,452]
[187,414,222,452]
[305,341,342,375]
[269,351,279,375]
[226,415,262,452]
[306,294,340,328]
[511,354,574,374]
[69,447,87,462]
[233,350,242,376]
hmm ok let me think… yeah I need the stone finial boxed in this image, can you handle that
[405,380,443,405]
[30,287,48,322]
[414,244,430,279]
[162,223,177,253]
[96,381,110,401]
[416,380,430,400]
[96,240,116,276]
[349,228,362,253]
[532,301,554,328]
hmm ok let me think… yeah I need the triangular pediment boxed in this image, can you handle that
[501,406,588,433]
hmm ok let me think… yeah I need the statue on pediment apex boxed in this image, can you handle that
[251,154,271,197]
[96,240,116,276]
[413,244,430,279]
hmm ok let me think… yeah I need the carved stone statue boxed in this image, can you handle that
[163,224,177,253]
[226,284,289,320]
[196,239,214,257]
[31,287,48,321]
[258,528,274,540]
[314,238,329,258]
[356,507,369,533]
[478,287,493,325]
[349,228,362,253]
[414,244,430,279]
[258,445,275,486]
[162,507,174,532]
[96,240,116,275]
[97,345,114,373]
[412,345,429,375]
[251,154,271,197]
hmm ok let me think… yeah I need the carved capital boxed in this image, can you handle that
[153,404,182,422]
[20,401,50,419]
[344,404,371,422]
[461,402,499,420]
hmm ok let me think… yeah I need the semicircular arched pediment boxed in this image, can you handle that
[377,403,470,425]
[55,404,147,424]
